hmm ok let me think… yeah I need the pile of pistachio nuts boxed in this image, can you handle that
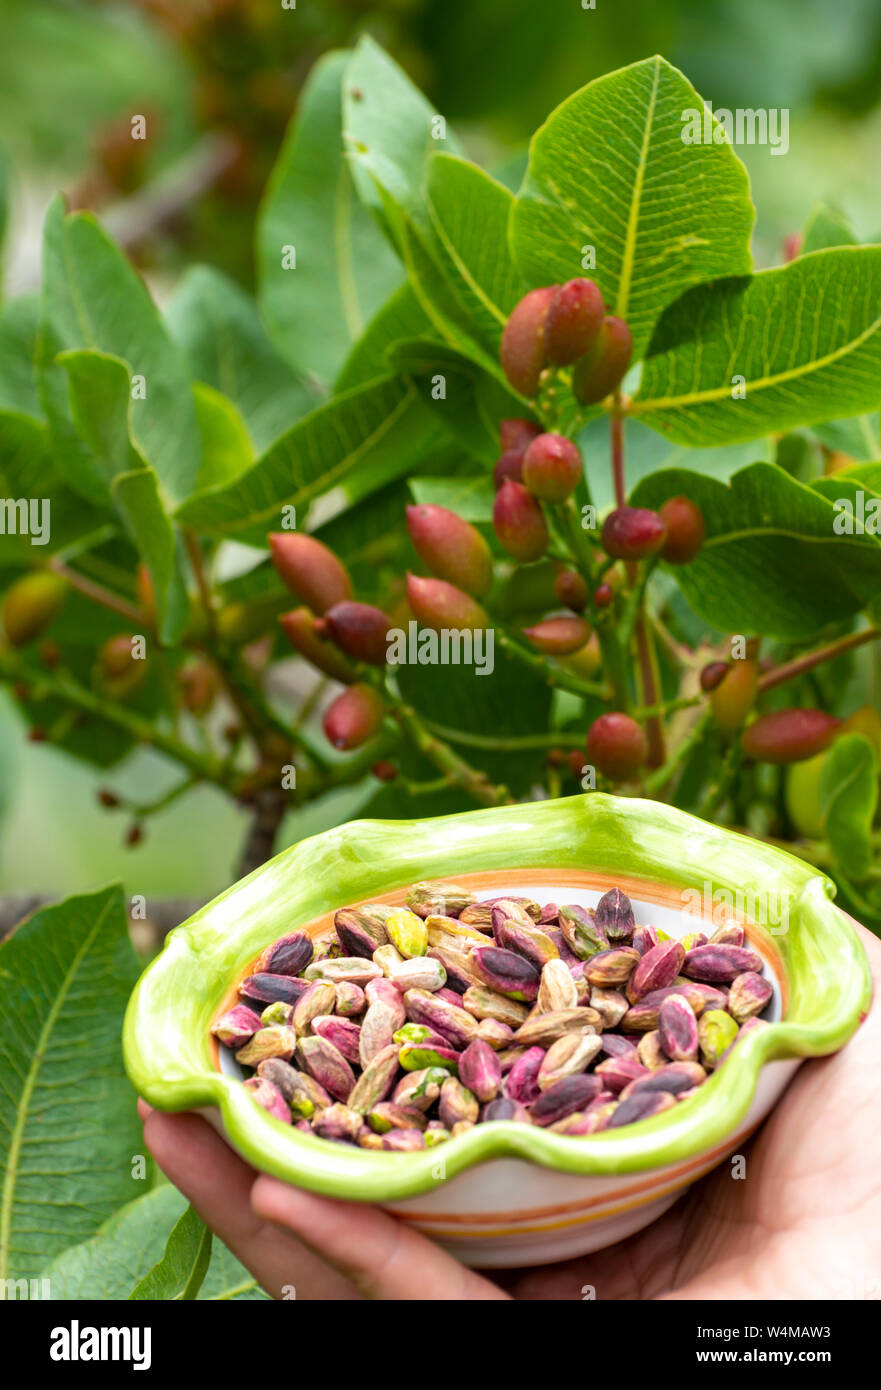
[211,883,773,1149]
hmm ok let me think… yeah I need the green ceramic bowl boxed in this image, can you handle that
[124,794,871,1267]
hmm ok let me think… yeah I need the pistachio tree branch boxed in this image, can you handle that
[0,646,233,789]
[423,721,585,751]
[643,708,713,796]
[757,626,881,693]
[495,630,611,700]
[48,558,145,626]
[380,674,513,806]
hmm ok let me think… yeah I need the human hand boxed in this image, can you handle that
[141,922,880,1301]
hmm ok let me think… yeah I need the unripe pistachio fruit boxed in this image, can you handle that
[522,616,592,656]
[742,709,841,764]
[544,278,605,366]
[500,286,556,396]
[711,659,758,731]
[554,568,589,612]
[98,634,148,697]
[601,507,667,561]
[493,480,549,563]
[268,532,352,615]
[493,449,526,488]
[699,660,730,694]
[405,504,493,598]
[323,683,385,750]
[499,419,542,452]
[572,316,633,406]
[658,496,706,564]
[405,574,488,632]
[279,607,356,683]
[179,660,219,714]
[319,601,391,666]
[587,712,649,780]
[593,582,614,608]
[521,433,583,502]
[1,572,67,647]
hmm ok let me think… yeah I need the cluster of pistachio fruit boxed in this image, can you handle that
[267,277,711,781]
[211,880,772,1150]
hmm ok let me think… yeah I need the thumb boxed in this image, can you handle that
[250,1175,510,1301]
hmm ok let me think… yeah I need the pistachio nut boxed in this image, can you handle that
[594,887,635,943]
[458,1039,502,1102]
[242,1076,291,1122]
[727,971,773,1024]
[296,1034,355,1102]
[698,1008,739,1068]
[368,1101,429,1133]
[348,1043,400,1113]
[438,1076,479,1128]
[657,992,700,1062]
[255,930,314,977]
[513,1006,600,1048]
[235,1025,298,1067]
[461,985,529,1028]
[389,955,447,993]
[385,907,429,958]
[406,880,477,918]
[537,1031,602,1089]
[211,1004,262,1048]
[536,958,579,1013]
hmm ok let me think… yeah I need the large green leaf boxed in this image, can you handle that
[177,374,433,540]
[633,248,881,445]
[41,1185,266,1300]
[399,155,524,379]
[342,35,461,242]
[167,265,315,453]
[38,197,200,508]
[801,204,856,255]
[820,733,878,880]
[0,885,143,1282]
[631,462,881,638]
[511,56,754,362]
[59,350,188,643]
[129,1203,212,1301]
[257,50,403,388]
[0,295,41,417]
[335,282,433,392]
[0,411,103,566]
[192,382,254,491]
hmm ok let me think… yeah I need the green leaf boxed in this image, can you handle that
[192,382,254,490]
[820,733,878,880]
[58,349,188,642]
[168,265,316,452]
[0,885,143,1281]
[511,56,754,362]
[631,461,881,639]
[0,295,42,417]
[112,467,190,644]
[801,204,856,255]
[177,374,432,539]
[0,411,101,565]
[409,475,496,521]
[38,197,200,508]
[812,413,880,462]
[399,155,524,379]
[257,50,403,388]
[342,35,461,242]
[42,1186,267,1300]
[129,1203,212,1301]
[335,283,433,392]
[633,248,881,445]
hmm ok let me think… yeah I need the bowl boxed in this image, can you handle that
[123,794,871,1268]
